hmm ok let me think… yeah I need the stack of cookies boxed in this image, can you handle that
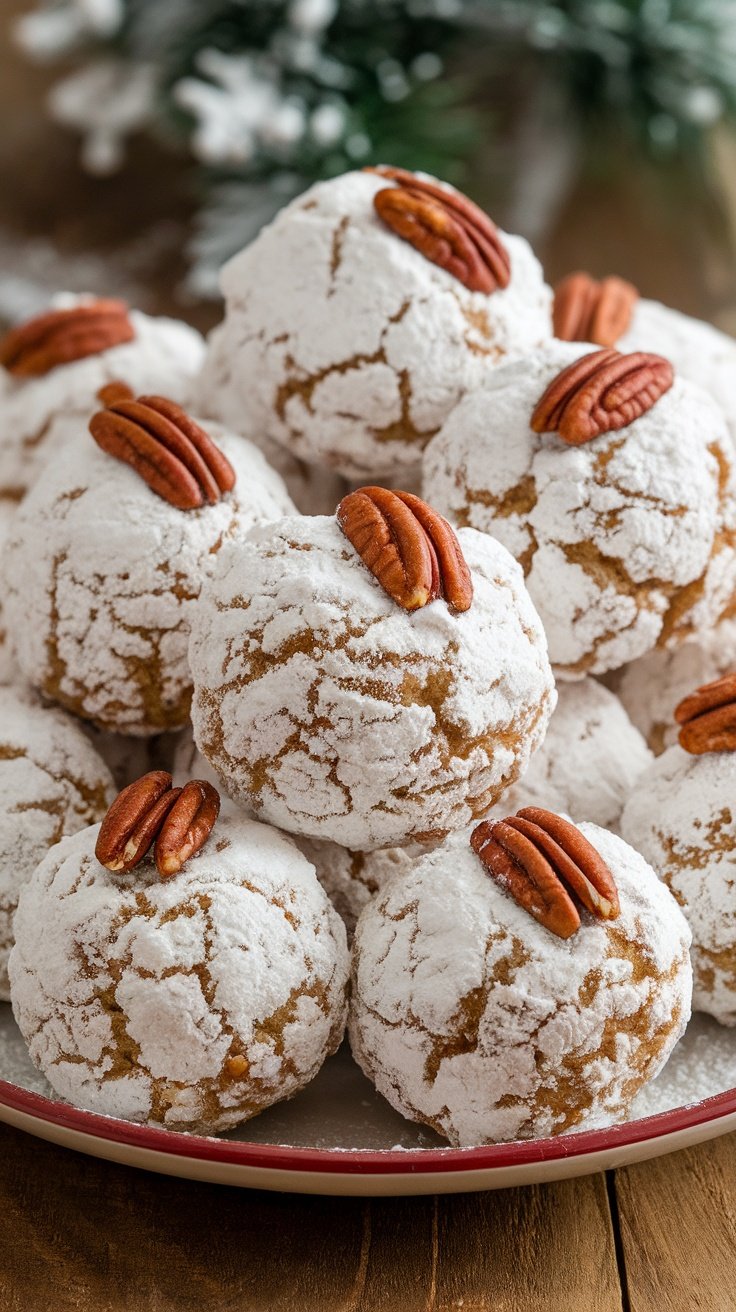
[2,163,735,1146]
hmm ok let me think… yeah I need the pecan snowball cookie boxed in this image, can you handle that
[194,322,347,516]
[172,724,416,927]
[0,503,17,685]
[0,295,204,505]
[211,167,551,481]
[349,810,692,1145]
[553,271,736,441]
[2,389,295,736]
[10,783,349,1132]
[189,489,556,851]
[296,838,417,937]
[424,341,736,678]
[613,619,736,755]
[621,673,736,1025]
[172,726,413,931]
[496,678,651,830]
[0,686,114,1000]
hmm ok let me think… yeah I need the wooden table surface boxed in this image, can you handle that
[0,1120,735,1310]
[2,6,736,1309]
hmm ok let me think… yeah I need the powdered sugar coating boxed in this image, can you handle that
[621,746,736,1025]
[10,813,349,1132]
[215,170,552,480]
[172,725,414,931]
[0,686,114,999]
[614,620,736,754]
[189,514,556,850]
[0,297,205,503]
[424,340,736,678]
[297,837,417,936]
[349,824,692,1145]
[2,421,295,735]
[171,725,415,929]
[0,636,15,688]
[621,299,736,441]
[195,322,348,515]
[494,678,652,829]
[0,503,17,685]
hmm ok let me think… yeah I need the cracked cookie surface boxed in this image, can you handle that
[173,726,415,933]
[212,171,552,480]
[613,619,736,755]
[0,296,205,506]
[0,686,114,999]
[349,824,692,1145]
[195,322,348,515]
[494,678,652,830]
[297,837,418,937]
[189,513,556,850]
[10,812,350,1133]
[620,299,736,444]
[2,424,295,735]
[621,746,736,1024]
[0,503,17,686]
[424,340,736,678]
[172,725,418,930]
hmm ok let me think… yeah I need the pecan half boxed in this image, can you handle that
[369,165,510,294]
[97,380,134,407]
[471,806,620,940]
[531,348,674,446]
[89,389,236,510]
[95,771,181,873]
[675,673,736,754]
[155,780,221,879]
[0,300,134,377]
[337,486,473,612]
[553,271,638,347]
[96,772,221,877]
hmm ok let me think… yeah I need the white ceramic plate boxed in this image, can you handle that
[1,1008,735,1194]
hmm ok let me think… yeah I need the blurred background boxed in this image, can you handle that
[3,0,736,335]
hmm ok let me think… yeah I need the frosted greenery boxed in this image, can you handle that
[16,1,736,289]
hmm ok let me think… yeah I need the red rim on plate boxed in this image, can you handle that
[1,1076,735,1175]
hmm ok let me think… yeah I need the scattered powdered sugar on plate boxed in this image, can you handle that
[630,1015,736,1119]
[0,1010,732,1150]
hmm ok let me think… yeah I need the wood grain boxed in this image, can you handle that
[0,1123,623,1312]
[615,1134,736,1312]
[431,1177,622,1312]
